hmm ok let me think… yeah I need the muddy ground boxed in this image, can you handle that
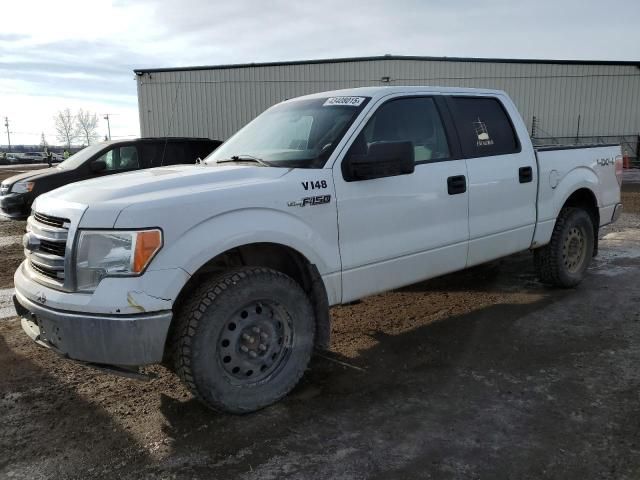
[0,165,45,287]
[0,182,639,479]
[0,218,25,288]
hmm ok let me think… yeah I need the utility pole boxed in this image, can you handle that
[103,114,111,140]
[4,117,10,152]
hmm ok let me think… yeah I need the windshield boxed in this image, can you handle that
[205,96,370,169]
[57,143,108,170]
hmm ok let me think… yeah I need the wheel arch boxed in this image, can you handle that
[544,185,600,256]
[166,242,331,364]
[560,187,600,255]
[534,180,601,250]
[562,188,599,226]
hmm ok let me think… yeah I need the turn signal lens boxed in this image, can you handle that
[76,229,164,292]
[133,229,163,273]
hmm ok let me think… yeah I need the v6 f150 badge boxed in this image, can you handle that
[288,195,331,208]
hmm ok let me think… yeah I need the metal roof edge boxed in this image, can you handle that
[133,54,640,74]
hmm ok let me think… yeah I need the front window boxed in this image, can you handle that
[347,97,451,163]
[57,143,107,170]
[205,96,370,169]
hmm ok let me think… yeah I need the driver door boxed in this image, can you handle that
[333,95,469,303]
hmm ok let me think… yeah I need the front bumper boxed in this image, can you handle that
[14,289,172,366]
[0,192,30,219]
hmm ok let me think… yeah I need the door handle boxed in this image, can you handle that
[447,175,466,195]
[519,166,533,183]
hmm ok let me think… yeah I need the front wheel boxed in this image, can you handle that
[534,207,595,288]
[173,267,315,413]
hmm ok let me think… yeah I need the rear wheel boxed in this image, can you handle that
[173,267,315,413]
[534,207,594,288]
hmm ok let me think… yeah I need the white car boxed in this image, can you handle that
[7,153,25,164]
[14,86,623,413]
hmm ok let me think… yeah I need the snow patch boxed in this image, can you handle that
[0,235,22,247]
[0,288,16,320]
[598,229,640,261]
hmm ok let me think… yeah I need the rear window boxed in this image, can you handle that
[450,97,520,158]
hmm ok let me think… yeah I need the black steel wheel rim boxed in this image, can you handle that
[563,225,587,273]
[217,301,293,384]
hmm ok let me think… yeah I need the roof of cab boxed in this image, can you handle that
[90,137,218,147]
[288,85,506,103]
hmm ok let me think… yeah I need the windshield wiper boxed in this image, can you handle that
[217,154,273,167]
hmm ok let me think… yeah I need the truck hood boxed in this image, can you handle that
[36,164,291,227]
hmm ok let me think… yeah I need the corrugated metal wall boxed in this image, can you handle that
[136,58,640,141]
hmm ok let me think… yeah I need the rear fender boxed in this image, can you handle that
[533,166,599,247]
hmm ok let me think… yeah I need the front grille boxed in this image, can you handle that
[34,212,69,229]
[30,260,63,280]
[26,211,70,286]
[39,239,67,256]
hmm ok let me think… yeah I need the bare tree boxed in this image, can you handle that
[39,132,48,148]
[75,109,100,145]
[54,108,76,148]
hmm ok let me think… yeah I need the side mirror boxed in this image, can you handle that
[90,159,106,173]
[345,141,415,181]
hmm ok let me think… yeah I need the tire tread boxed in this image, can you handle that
[172,267,313,413]
[534,207,593,288]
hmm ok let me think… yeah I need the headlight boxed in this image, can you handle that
[75,229,162,292]
[12,181,34,193]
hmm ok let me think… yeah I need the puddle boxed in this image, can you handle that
[592,228,640,276]
[591,265,635,277]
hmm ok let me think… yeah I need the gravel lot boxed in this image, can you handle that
[0,176,639,479]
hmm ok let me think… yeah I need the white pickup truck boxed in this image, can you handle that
[14,86,623,413]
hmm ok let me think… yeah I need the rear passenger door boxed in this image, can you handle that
[446,95,537,266]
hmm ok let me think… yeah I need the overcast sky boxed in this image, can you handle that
[1,0,639,146]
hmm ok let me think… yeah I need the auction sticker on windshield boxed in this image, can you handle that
[323,97,366,107]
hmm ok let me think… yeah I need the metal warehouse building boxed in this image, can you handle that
[134,55,640,157]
